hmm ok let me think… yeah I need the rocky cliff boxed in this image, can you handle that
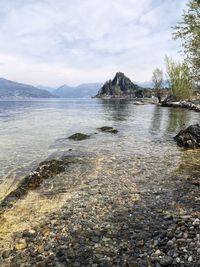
[96,72,143,98]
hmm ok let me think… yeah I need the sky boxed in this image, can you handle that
[0,0,188,87]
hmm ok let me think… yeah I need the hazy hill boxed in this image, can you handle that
[0,78,57,99]
[37,85,56,93]
[53,83,103,98]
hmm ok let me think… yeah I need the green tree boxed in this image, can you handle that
[173,0,200,82]
[165,56,194,100]
[152,68,163,103]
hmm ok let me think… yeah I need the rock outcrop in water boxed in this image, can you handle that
[0,156,85,214]
[174,124,200,148]
[98,126,118,134]
[96,72,143,98]
[0,159,67,213]
[68,133,90,141]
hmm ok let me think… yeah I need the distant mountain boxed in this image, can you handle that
[96,72,144,98]
[137,81,153,88]
[0,78,57,99]
[53,83,103,98]
[37,85,56,93]
[137,80,169,88]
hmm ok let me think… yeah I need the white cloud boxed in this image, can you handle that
[0,0,188,86]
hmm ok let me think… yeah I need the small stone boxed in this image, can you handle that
[137,240,144,247]
[155,249,161,256]
[41,227,50,237]
[37,244,44,253]
[36,255,43,262]
[167,240,174,247]
[15,239,27,250]
[22,229,37,238]
[192,218,200,225]
[188,256,193,262]
[126,260,139,267]
[73,262,81,267]
[159,256,173,266]
[102,237,111,242]
[164,214,173,220]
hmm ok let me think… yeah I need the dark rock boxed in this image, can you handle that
[98,126,118,134]
[22,229,37,238]
[174,124,200,148]
[68,133,90,141]
[159,256,173,266]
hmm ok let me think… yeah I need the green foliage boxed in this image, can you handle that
[173,0,200,82]
[165,56,194,100]
[152,68,163,102]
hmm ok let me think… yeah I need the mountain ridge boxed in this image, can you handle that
[53,83,103,98]
[0,78,57,99]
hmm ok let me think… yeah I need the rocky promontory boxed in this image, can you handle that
[95,72,144,98]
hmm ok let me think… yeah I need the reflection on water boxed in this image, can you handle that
[99,99,132,121]
[166,108,191,133]
[149,105,164,136]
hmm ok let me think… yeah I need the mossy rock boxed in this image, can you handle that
[98,126,118,134]
[68,133,90,141]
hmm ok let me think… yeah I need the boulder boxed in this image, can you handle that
[174,124,200,148]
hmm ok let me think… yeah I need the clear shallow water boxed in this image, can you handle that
[0,98,199,199]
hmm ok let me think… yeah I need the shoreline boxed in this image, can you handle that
[1,150,199,267]
[161,100,200,112]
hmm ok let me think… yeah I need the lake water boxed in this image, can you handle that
[0,98,199,200]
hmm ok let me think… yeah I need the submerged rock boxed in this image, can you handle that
[68,133,90,141]
[174,124,200,148]
[98,126,118,134]
[0,156,78,213]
